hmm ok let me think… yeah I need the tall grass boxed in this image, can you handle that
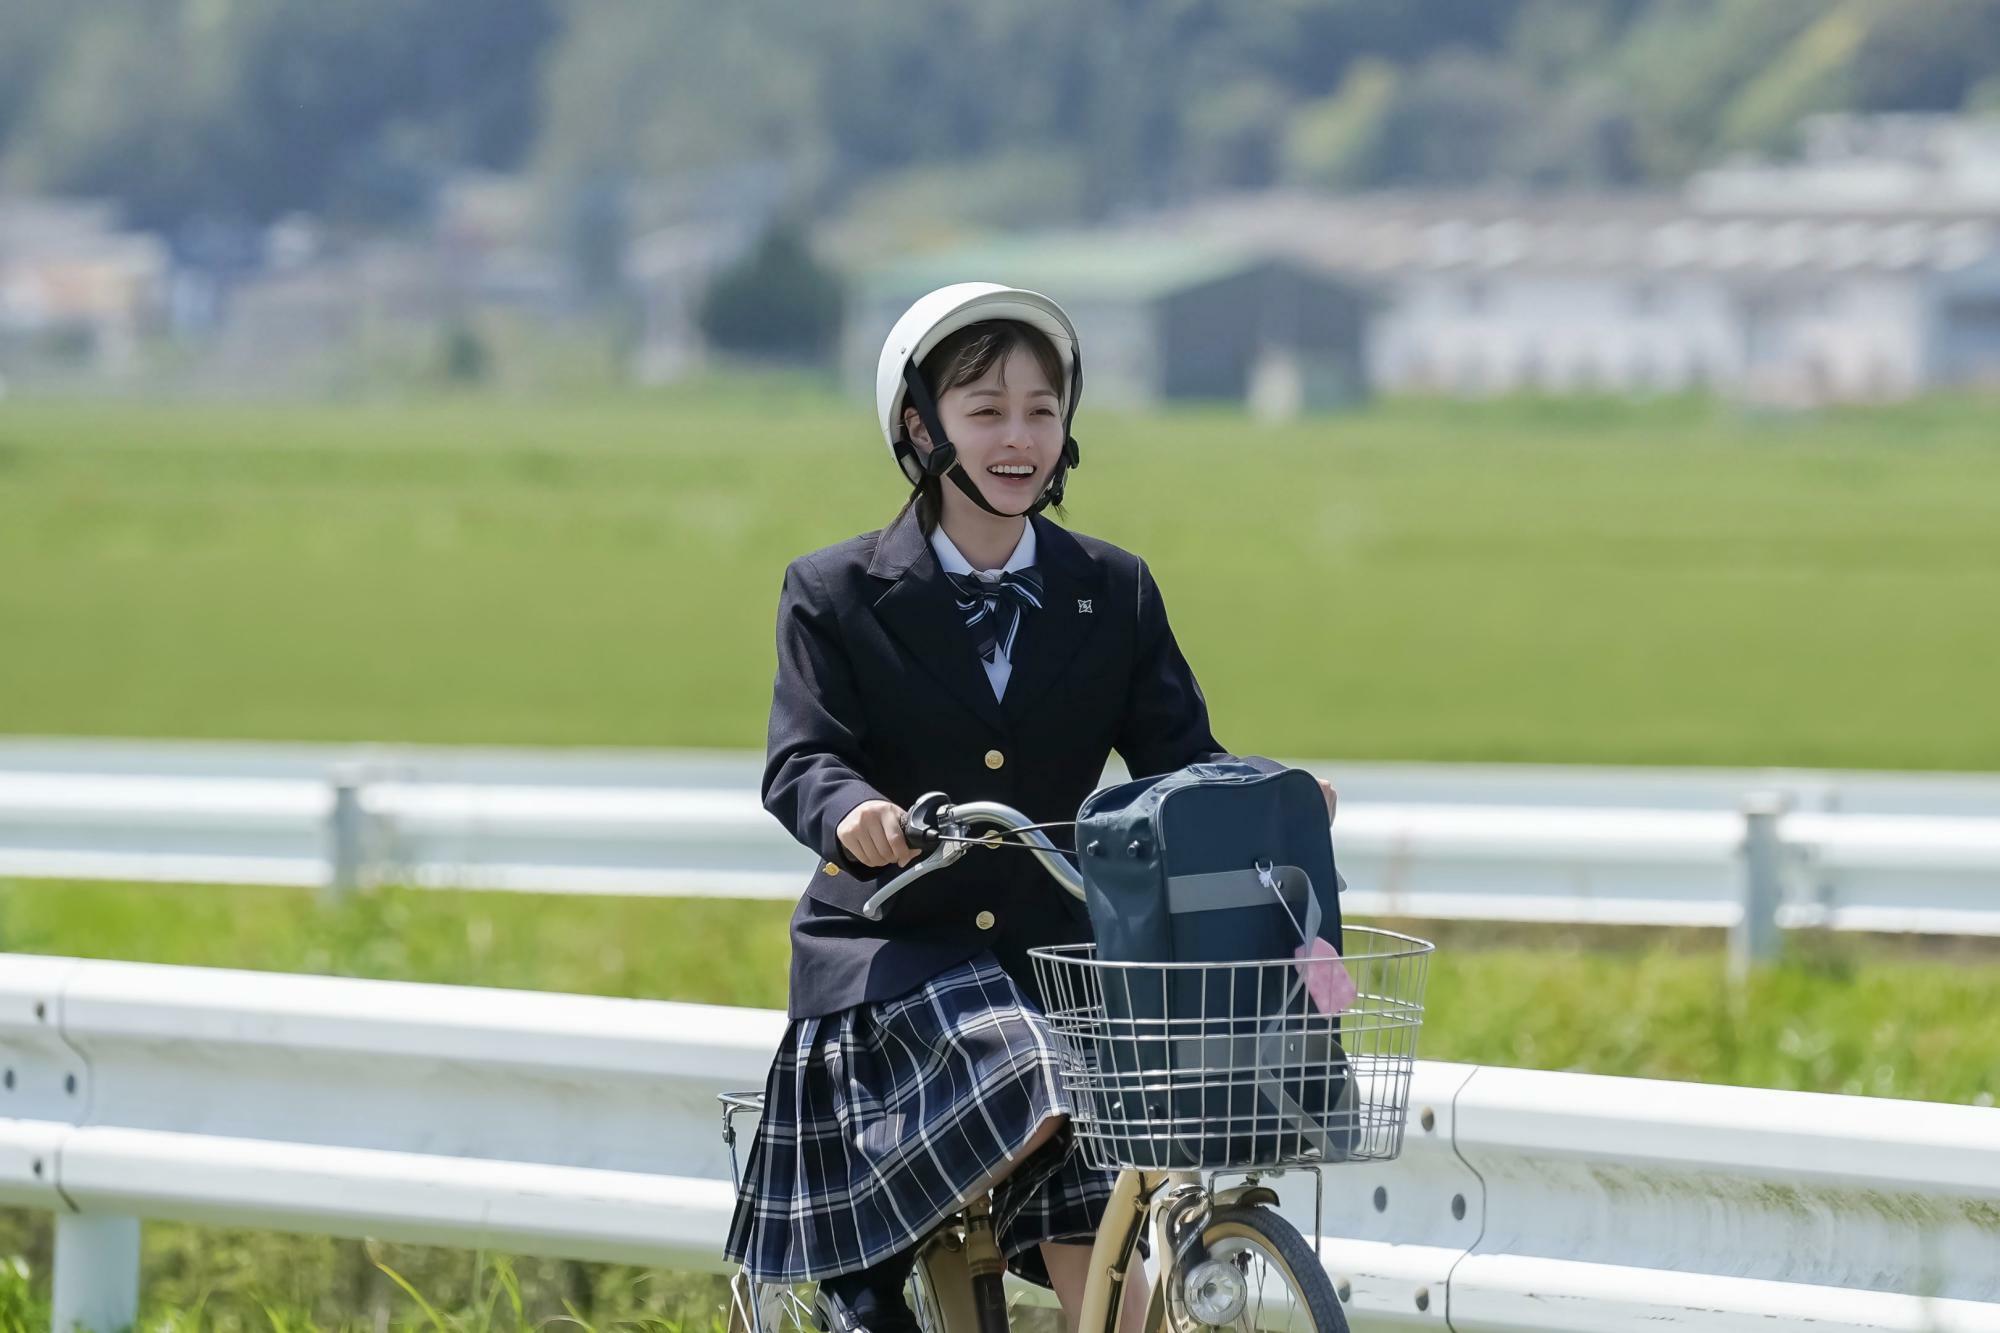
[3,390,1997,767]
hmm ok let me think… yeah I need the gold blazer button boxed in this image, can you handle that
[975,910,996,931]
[984,749,1005,770]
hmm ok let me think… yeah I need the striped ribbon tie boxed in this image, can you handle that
[944,567,1044,665]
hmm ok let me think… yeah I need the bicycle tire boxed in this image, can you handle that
[1143,1205,1348,1333]
[724,1266,947,1333]
[728,1271,817,1333]
[738,1236,965,1333]
[905,1245,958,1333]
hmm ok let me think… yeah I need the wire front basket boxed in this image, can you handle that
[1028,927,1432,1173]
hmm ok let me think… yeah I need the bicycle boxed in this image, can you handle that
[721,794,1433,1333]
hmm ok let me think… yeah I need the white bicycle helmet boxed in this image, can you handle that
[874,282,1084,518]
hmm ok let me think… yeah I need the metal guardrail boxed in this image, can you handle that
[9,739,2000,816]
[2,955,1996,1332]
[5,740,2000,949]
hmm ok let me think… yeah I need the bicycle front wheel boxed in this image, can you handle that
[1146,1205,1348,1333]
[734,1257,957,1333]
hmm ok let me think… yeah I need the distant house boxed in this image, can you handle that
[1936,251,2000,387]
[850,234,1374,418]
[0,197,169,379]
[1691,113,2000,219]
[210,240,453,385]
[207,178,583,389]
[1172,187,2000,405]
[432,172,576,319]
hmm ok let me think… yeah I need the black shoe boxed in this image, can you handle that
[815,1252,920,1333]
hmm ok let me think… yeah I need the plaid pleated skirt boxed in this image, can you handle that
[723,952,1117,1285]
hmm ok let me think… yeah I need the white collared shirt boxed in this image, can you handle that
[929,522,1037,700]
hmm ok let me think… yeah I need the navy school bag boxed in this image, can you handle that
[1070,761,1356,1169]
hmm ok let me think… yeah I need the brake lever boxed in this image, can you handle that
[858,793,1085,921]
[860,822,967,920]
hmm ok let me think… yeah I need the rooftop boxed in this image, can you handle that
[1169,191,2000,277]
[859,231,1266,302]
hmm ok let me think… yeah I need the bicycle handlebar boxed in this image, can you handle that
[858,793,1086,921]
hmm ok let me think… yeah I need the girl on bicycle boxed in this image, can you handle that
[723,283,1335,1333]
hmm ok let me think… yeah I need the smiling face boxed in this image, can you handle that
[902,324,1068,516]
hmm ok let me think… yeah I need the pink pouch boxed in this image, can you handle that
[1293,936,1357,1016]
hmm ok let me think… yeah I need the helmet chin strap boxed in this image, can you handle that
[896,359,1083,520]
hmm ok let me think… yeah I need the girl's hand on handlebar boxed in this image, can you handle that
[838,800,919,868]
[1320,778,1338,825]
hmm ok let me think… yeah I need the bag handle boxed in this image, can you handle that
[1183,761,1264,783]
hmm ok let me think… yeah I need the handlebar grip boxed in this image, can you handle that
[901,790,951,853]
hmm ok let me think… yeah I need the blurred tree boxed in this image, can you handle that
[439,321,491,385]
[1846,0,2000,113]
[1718,4,1871,152]
[1285,0,1529,77]
[0,6,68,158]
[5,0,555,231]
[534,1,825,187]
[524,0,1992,208]
[1506,0,1642,83]
[838,148,1091,244]
[1372,51,1548,186]
[1608,0,1827,177]
[4,1,1998,242]
[696,222,845,364]
[1511,83,1645,186]
[1182,75,1293,189]
[1279,60,1399,189]
[5,6,233,225]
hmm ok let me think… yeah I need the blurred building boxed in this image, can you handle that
[1175,187,2000,405]
[432,171,575,317]
[849,234,1373,419]
[0,197,169,382]
[204,172,591,389]
[1691,113,2000,218]
[211,237,455,384]
[845,116,2000,412]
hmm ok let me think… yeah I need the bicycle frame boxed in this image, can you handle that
[907,1168,1153,1333]
[903,1166,1312,1333]
[722,788,1385,1333]
[726,1090,1307,1333]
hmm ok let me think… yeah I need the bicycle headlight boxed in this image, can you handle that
[1183,1258,1248,1326]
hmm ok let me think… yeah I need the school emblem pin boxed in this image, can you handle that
[1077,599,1093,614]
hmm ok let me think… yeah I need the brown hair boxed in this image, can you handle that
[893,319,1070,534]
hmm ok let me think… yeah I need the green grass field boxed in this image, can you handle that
[4,387,1999,767]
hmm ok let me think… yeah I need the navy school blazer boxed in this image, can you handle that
[764,504,1280,1020]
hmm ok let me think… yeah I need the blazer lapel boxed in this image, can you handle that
[868,508,1006,732]
[1001,516,1107,720]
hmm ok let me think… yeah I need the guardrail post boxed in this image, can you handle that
[1731,791,1789,979]
[53,1213,141,1333]
[326,762,369,901]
